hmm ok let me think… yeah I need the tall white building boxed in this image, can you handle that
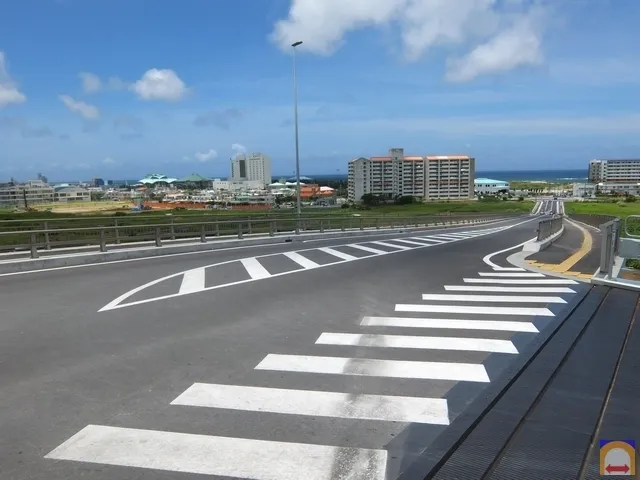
[589,158,640,183]
[230,152,272,187]
[348,148,475,202]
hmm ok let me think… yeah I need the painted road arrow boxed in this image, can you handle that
[606,464,630,474]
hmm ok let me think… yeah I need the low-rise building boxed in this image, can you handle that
[474,178,509,195]
[0,180,55,207]
[54,186,91,202]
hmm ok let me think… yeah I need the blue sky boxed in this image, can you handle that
[0,0,639,181]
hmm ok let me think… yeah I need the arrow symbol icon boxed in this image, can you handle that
[606,464,630,474]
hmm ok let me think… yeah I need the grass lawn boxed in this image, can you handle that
[564,201,640,219]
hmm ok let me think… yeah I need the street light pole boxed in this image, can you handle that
[292,40,303,216]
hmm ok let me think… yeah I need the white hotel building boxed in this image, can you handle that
[231,152,272,188]
[348,148,475,202]
[589,158,640,183]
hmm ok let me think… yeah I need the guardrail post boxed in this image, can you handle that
[341,219,345,232]
[114,219,121,244]
[295,218,300,235]
[320,220,324,233]
[200,224,207,243]
[99,227,107,252]
[247,218,252,235]
[376,218,380,229]
[215,222,220,237]
[170,217,175,240]
[155,227,162,247]
[238,222,244,239]
[29,232,39,259]
[360,218,364,230]
[269,221,275,237]
[43,221,51,250]
[415,217,419,227]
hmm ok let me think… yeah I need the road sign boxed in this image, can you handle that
[600,440,636,476]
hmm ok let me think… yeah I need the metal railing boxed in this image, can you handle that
[0,214,508,259]
[568,214,617,231]
[599,218,621,277]
[536,216,563,241]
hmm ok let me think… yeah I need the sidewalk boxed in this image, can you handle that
[525,219,600,280]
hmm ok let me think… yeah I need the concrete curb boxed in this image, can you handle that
[0,218,503,274]
[522,225,565,253]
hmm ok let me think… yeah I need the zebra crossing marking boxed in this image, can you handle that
[360,316,539,332]
[45,425,388,480]
[420,293,566,304]
[463,278,577,285]
[178,267,206,294]
[444,285,576,293]
[240,257,271,279]
[283,251,319,269]
[315,332,518,353]
[254,354,491,382]
[396,303,554,316]
[318,246,358,261]
[171,383,450,424]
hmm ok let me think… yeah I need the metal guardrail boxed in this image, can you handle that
[599,219,621,277]
[536,216,563,241]
[0,214,506,259]
[567,214,617,230]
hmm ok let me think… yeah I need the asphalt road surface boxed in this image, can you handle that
[0,215,584,480]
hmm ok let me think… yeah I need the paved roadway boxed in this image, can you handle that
[532,198,562,215]
[0,216,583,480]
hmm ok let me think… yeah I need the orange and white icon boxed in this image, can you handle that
[600,440,636,476]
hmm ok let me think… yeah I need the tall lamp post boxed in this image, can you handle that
[292,40,303,216]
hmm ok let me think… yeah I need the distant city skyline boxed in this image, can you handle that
[1,1,638,179]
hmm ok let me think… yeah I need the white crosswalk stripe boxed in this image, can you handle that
[51,228,585,479]
[172,383,450,424]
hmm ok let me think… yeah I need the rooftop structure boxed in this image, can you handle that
[137,174,178,186]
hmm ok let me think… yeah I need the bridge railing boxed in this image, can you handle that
[536,216,563,241]
[0,213,509,259]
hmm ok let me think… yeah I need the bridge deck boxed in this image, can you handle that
[399,284,639,480]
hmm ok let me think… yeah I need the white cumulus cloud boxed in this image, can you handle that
[232,143,246,156]
[79,72,102,93]
[194,149,218,162]
[131,68,188,101]
[59,94,100,120]
[0,51,27,108]
[103,156,116,165]
[271,0,548,81]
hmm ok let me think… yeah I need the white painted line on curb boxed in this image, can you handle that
[255,354,491,382]
[317,247,357,261]
[346,244,387,254]
[360,316,539,333]
[396,304,554,316]
[463,278,578,285]
[171,383,450,424]
[282,251,319,269]
[316,332,518,354]
[44,425,388,480]
[478,272,545,277]
[178,267,206,294]
[421,293,566,304]
[240,258,271,279]
[370,241,412,250]
[444,285,576,294]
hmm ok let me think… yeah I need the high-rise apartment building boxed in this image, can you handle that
[230,152,272,187]
[347,148,475,202]
[589,159,640,183]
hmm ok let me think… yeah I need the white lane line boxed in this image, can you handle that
[240,258,271,279]
[436,233,472,238]
[421,293,566,304]
[427,234,464,241]
[44,425,387,480]
[478,272,545,277]
[317,246,357,261]
[410,237,448,244]
[347,244,387,254]
[171,383,449,425]
[445,285,576,294]
[370,241,412,250]
[360,316,539,333]
[482,238,534,271]
[282,251,319,269]
[178,267,206,295]
[388,238,434,247]
[463,278,578,285]
[316,332,518,354]
[256,354,490,382]
[396,304,554,317]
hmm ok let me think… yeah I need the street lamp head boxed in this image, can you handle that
[291,41,303,47]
